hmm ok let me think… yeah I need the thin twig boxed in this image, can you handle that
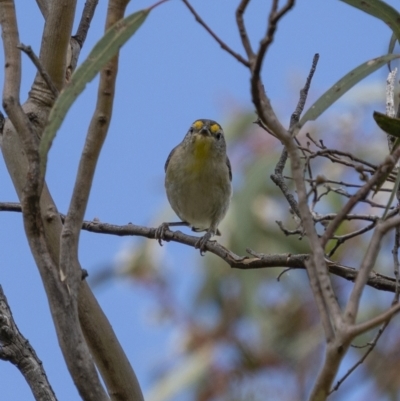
[235,0,254,60]
[324,185,391,209]
[277,268,291,281]
[270,149,301,217]
[290,53,319,129]
[345,215,400,326]
[328,221,377,257]
[250,0,295,119]
[289,176,392,192]
[73,0,99,48]
[329,319,390,394]
[17,43,59,97]
[301,147,386,178]
[66,0,99,83]
[350,302,400,337]
[314,212,391,223]
[321,149,400,248]
[270,53,320,219]
[305,132,325,149]
[182,0,249,67]
[333,222,377,242]
[252,0,295,79]
[276,220,303,237]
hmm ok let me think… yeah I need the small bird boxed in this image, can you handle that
[156,119,232,254]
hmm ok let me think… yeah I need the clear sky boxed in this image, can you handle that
[0,0,398,400]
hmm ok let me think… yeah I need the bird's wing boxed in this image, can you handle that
[226,156,232,181]
[164,145,180,173]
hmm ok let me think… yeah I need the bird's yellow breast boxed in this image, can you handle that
[189,136,213,174]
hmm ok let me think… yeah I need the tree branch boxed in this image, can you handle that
[270,53,319,219]
[290,53,319,131]
[1,202,397,293]
[1,2,109,400]
[73,0,99,48]
[66,0,99,81]
[60,0,144,399]
[349,302,400,338]
[329,321,389,395]
[320,149,400,248]
[345,215,400,324]
[2,1,143,398]
[30,0,77,102]
[0,285,58,401]
[235,0,254,60]
[17,43,59,97]
[35,0,49,19]
[252,0,294,79]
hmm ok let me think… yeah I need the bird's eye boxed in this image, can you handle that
[216,132,222,140]
[189,127,194,134]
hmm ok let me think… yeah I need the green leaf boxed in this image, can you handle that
[340,0,400,42]
[388,33,397,71]
[373,111,400,138]
[388,32,397,55]
[372,111,400,196]
[299,54,400,127]
[39,9,149,174]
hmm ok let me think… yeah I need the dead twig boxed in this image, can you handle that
[182,0,250,67]
[17,43,59,97]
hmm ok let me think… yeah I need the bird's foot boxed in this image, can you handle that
[195,231,216,256]
[155,223,170,246]
[155,221,190,246]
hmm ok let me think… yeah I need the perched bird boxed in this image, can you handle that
[156,119,232,254]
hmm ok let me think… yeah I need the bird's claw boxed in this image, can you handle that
[155,223,170,246]
[195,232,215,256]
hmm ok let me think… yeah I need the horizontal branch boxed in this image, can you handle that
[0,202,397,293]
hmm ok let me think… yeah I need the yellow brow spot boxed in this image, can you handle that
[193,120,204,130]
[210,123,220,134]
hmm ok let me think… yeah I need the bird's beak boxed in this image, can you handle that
[199,126,211,136]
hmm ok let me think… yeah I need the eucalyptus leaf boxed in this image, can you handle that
[370,112,400,195]
[373,111,400,138]
[299,54,400,127]
[388,33,397,71]
[40,9,149,174]
[340,0,400,42]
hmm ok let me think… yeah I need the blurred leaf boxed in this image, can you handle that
[340,0,400,42]
[40,9,149,174]
[146,345,213,401]
[299,54,400,127]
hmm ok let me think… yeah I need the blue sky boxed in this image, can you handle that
[0,0,399,400]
